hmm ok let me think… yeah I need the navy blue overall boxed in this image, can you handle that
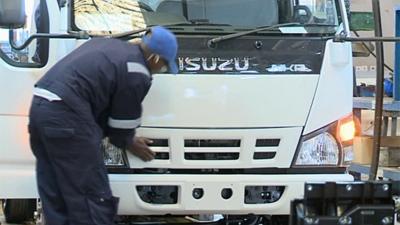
[28,38,152,225]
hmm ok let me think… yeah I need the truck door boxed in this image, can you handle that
[0,0,62,198]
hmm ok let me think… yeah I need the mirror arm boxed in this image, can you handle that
[338,0,350,37]
[9,31,90,51]
[333,36,400,42]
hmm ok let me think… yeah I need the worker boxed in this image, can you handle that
[28,26,178,225]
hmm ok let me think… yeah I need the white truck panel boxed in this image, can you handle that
[111,174,353,215]
[304,40,353,134]
[143,75,319,127]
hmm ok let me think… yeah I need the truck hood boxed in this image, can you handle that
[142,74,318,128]
[141,36,325,128]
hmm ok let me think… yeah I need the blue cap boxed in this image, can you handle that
[142,26,178,74]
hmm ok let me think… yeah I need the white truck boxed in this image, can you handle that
[0,0,355,223]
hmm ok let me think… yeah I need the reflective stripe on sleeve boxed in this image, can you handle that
[33,87,62,101]
[108,117,141,129]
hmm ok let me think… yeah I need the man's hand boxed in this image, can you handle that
[129,137,155,161]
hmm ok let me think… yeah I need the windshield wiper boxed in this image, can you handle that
[164,20,232,27]
[301,23,338,27]
[110,27,150,39]
[108,18,237,39]
[108,21,231,39]
[207,22,301,47]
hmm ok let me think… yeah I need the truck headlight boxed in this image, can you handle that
[294,131,339,166]
[293,114,356,167]
[102,138,129,167]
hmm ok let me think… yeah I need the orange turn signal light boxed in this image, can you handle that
[338,115,356,142]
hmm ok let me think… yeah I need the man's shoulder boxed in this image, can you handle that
[88,38,140,56]
[86,37,124,47]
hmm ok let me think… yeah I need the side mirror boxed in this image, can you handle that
[0,0,26,29]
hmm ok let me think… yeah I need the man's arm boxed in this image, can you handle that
[107,62,154,161]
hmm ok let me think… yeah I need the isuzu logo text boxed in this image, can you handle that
[179,57,250,71]
[177,57,313,74]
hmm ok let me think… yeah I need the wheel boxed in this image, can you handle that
[271,215,289,225]
[2,199,36,223]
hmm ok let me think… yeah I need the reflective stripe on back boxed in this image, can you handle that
[127,62,150,77]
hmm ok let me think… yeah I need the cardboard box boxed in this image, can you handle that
[353,136,374,164]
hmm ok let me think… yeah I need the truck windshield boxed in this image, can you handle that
[72,0,342,35]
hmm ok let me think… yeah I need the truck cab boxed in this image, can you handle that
[0,0,355,222]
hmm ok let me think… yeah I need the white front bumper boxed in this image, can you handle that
[111,173,353,215]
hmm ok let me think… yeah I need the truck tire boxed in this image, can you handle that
[2,199,36,223]
[271,215,289,225]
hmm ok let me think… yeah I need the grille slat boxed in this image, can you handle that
[185,153,239,160]
[184,139,241,148]
[255,139,280,147]
[253,139,280,160]
[184,139,240,160]
[148,139,169,147]
[185,147,240,153]
[253,152,277,160]
[155,152,170,160]
[148,139,170,160]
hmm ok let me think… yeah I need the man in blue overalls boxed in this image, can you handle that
[28,26,178,225]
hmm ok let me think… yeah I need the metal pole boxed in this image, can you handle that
[395,6,400,101]
[369,0,385,181]
[336,37,400,42]
[338,0,350,36]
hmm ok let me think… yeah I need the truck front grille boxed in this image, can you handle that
[182,139,280,160]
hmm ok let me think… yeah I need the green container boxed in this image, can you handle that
[350,11,375,31]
